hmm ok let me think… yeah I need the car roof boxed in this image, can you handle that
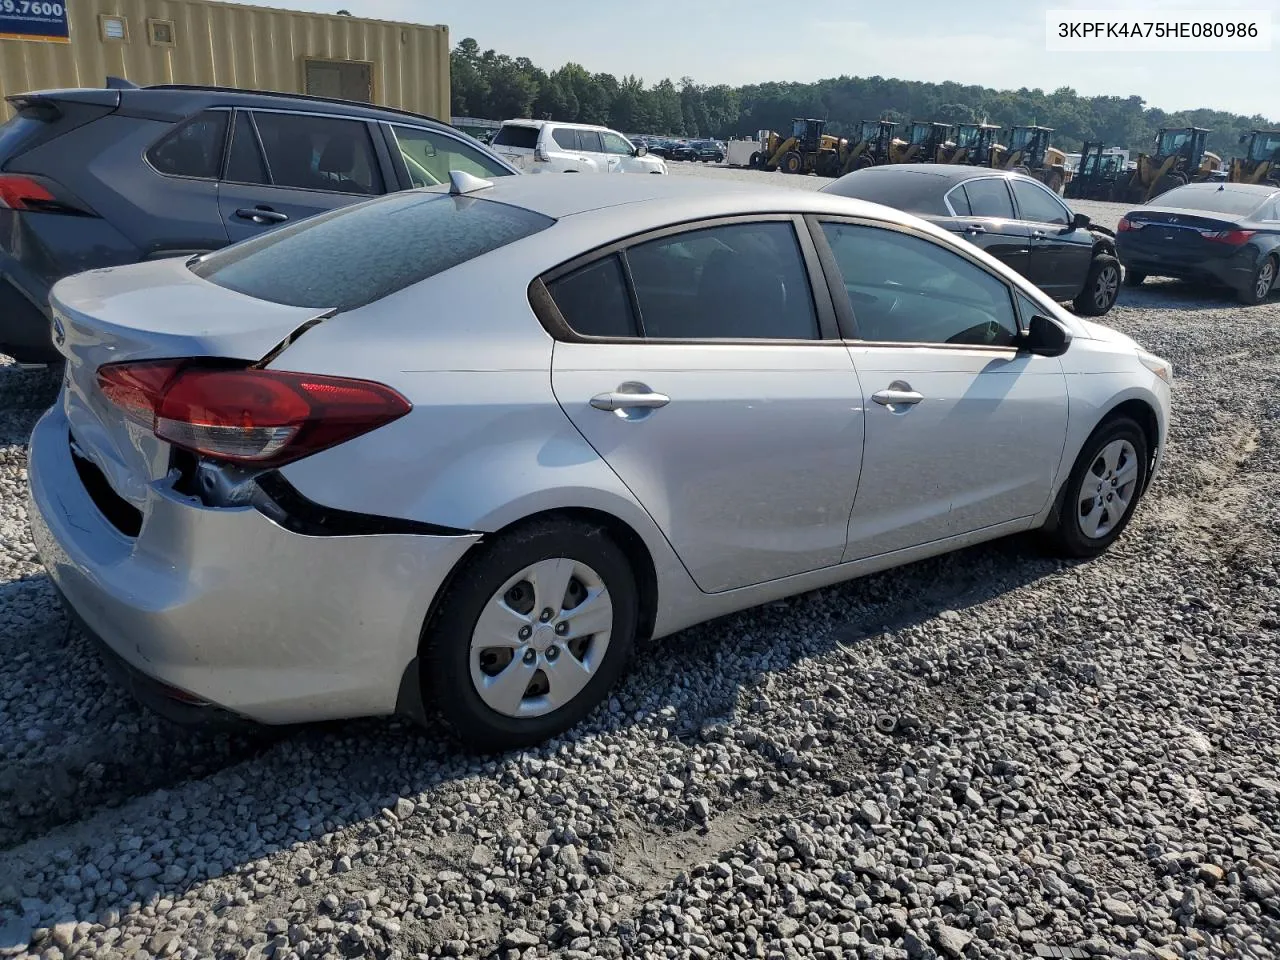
[442,170,919,223]
[830,164,1031,188]
[14,82,457,129]
[1161,181,1279,197]
[499,119,609,132]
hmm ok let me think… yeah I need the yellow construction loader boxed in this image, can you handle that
[750,118,847,174]
[1120,126,1222,203]
[937,123,1002,165]
[832,119,902,175]
[989,126,1070,193]
[1229,129,1280,185]
[894,121,951,164]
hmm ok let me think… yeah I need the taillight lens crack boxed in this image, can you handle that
[97,360,410,467]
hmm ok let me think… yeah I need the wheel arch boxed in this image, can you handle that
[396,505,662,726]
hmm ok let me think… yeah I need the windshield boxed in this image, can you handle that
[1249,133,1280,161]
[1152,185,1270,217]
[1008,128,1033,149]
[1157,130,1192,153]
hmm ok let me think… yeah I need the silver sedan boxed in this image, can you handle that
[28,172,1172,751]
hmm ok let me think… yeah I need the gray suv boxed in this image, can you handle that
[0,81,518,363]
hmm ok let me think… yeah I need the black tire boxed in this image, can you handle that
[422,519,639,752]
[1072,252,1121,316]
[1040,417,1149,559]
[1236,255,1277,306]
[781,150,804,174]
[1124,268,1147,287]
[748,151,762,169]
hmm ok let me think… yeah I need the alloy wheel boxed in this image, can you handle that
[1076,438,1139,539]
[1257,259,1276,301]
[1094,264,1120,311]
[470,557,613,718]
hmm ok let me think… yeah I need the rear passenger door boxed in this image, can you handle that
[942,176,1033,279]
[539,217,864,594]
[217,109,389,243]
[574,130,608,172]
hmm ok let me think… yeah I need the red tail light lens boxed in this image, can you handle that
[0,174,55,211]
[1116,217,1135,232]
[1206,229,1256,246]
[97,360,411,467]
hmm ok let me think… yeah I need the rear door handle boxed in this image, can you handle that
[1031,230,1047,238]
[235,207,289,224]
[590,387,670,411]
[963,224,987,234]
[872,389,924,406]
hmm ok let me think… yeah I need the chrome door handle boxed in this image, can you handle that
[964,224,986,234]
[590,388,670,411]
[872,389,924,406]
[1032,230,1047,238]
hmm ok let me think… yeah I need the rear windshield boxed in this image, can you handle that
[191,192,553,311]
[821,171,951,216]
[492,125,539,149]
[1154,185,1271,217]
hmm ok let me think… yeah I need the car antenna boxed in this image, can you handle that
[449,170,494,196]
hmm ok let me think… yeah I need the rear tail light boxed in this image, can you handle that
[1116,217,1136,232]
[0,173,92,214]
[1206,229,1256,246]
[97,360,411,467]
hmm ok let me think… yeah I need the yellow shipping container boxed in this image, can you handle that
[0,0,450,120]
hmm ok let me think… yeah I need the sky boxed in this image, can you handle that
[238,0,1280,119]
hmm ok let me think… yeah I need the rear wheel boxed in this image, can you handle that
[1237,255,1277,305]
[1124,268,1147,287]
[1073,253,1121,316]
[748,151,762,169]
[781,151,804,174]
[422,520,638,751]
[1041,417,1149,558]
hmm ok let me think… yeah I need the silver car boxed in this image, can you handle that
[28,172,1173,751]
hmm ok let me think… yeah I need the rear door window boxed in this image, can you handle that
[250,112,383,195]
[961,178,1016,219]
[626,221,819,340]
[225,111,269,184]
[547,255,638,337]
[146,110,229,179]
[551,128,579,151]
[191,192,553,311]
[578,130,605,153]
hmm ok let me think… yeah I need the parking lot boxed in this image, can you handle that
[1,161,1278,960]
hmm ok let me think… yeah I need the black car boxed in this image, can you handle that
[821,165,1121,316]
[0,81,518,363]
[1116,182,1280,305]
[693,140,725,163]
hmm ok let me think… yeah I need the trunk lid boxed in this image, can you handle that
[1120,208,1244,263]
[50,256,331,509]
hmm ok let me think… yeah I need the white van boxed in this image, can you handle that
[490,120,668,175]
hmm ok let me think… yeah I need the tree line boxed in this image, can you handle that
[450,38,1277,158]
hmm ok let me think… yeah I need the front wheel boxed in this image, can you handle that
[1237,255,1277,305]
[781,150,804,174]
[422,520,639,752]
[1040,417,1149,559]
[1073,253,1121,316]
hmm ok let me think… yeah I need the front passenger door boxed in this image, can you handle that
[1009,177,1094,300]
[600,131,638,172]
[815,218,1070,560]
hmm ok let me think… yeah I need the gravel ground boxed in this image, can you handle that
[1,164,1278,960]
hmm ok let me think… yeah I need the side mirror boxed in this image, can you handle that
[1071,212,1091,229]
[1020,313,1071,357]
[635,143,648,157]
